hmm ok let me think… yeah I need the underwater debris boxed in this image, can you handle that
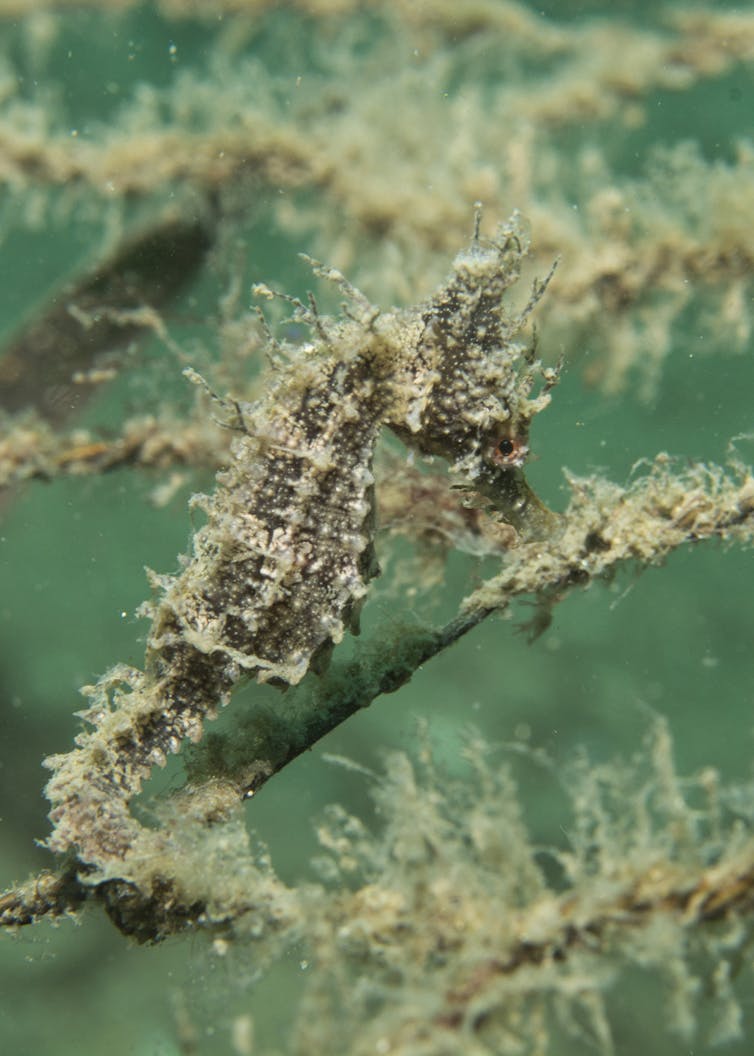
[0,213,214,425]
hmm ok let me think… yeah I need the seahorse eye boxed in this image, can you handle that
[490,434,528,468]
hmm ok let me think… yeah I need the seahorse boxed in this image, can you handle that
[42,214,559,893]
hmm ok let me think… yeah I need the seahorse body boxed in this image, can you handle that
[151,343,386,689]
[44,215,558,880]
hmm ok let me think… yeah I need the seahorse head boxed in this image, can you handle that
[388,215,560,539]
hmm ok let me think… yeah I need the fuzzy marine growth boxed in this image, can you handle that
[41,215,559,894]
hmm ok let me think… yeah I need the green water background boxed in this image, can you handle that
[1,1,753,1053]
